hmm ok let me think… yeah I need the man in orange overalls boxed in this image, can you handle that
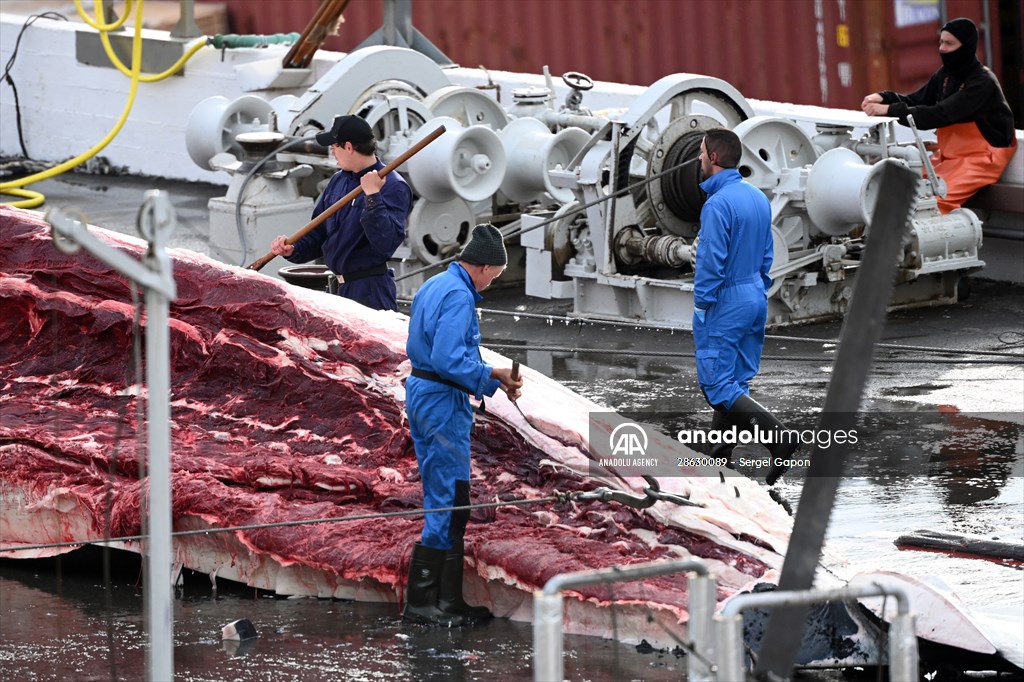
[861,17,1016,214]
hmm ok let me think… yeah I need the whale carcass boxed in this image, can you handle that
[0,205,798,645]
[3,205,1020,674]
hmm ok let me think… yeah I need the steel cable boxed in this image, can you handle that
[0,494,580,555]
[481,343,1022,365]
[397,301,1023,360]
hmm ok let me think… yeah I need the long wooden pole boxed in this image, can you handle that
[248,124,446,272]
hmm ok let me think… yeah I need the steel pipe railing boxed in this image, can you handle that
[534,558,713,682]
[715,582,917,681]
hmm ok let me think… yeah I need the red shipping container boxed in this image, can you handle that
[200,0,1019,120]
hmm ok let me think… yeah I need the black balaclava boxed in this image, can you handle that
[939,17,979,73]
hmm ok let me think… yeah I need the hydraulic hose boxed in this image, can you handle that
[75,0,206,84]
[0,0,206,207]
[74,0,133,31]
[208,33,301,49]
[0,1,143,207]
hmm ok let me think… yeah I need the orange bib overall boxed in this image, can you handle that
[931,121,1017,213]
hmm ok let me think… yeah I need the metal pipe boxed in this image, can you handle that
[536,110,610,132]
[140,191,176,682]
[542,557,708,596]
[535,558,709,682]
[721,583,910,617]
[850,141,922,167]
[713,613,745,682]
[45,193,179,682]
[688,574,717,682]
[533,592,564,682]
[144,279,173,680]
[981,0,993,70]
[982,225,1024,241]
[889,613,920,682]
[906,115,943,197]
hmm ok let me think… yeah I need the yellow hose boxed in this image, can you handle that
[98,32,206,83]
[83,0,207,84]
[74,0,133,32]
[0,188,46,209]
[0,0,206,207]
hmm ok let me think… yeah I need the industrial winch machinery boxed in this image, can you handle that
[185,46,986,327]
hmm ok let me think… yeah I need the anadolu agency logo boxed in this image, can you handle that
[675,423,858,448]
[609,422,649,457]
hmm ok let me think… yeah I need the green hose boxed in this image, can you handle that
[208,33,301,49]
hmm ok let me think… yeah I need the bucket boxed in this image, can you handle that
[278,265,334,292]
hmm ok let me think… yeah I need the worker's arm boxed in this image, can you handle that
[279,177,340,263]
[761,222,775,292]
[360,169,413,260]
[430,290,501,400]
[861,72,938,117]
[693,201,731,311]
[879,70,998,130]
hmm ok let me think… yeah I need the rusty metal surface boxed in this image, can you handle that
[198,0,1014,112]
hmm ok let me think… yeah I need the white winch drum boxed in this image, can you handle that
[185,95,275,169]
[405,117,507,203]
[804,147,885,236]
[498,118,590,204]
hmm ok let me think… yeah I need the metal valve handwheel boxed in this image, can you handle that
[562,71,594,91]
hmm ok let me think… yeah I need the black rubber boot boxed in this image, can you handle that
[726,394,799,485]
[707,408,736,466]
[438,544,493,621]
[402,543,465,626]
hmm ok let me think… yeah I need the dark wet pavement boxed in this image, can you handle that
[1,549,690,682]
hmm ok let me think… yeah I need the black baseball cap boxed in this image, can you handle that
[315,115,374,147]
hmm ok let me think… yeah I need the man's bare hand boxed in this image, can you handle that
[861,94,889,116]
[862,102,890,117]
[361,172,385,196]
[491,366,524,402]
[270,235,294,257]
[861,93,882,109]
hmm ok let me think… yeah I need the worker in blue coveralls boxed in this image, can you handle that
[402,223,524,626]
[694,128,796,485]
[270,114,412,311]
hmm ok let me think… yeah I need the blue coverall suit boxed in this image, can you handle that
[693,168,774,410]
[405,262,501,550]
[287,160,412,311]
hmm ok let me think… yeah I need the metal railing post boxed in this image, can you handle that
[46,192,179,682]
[714,612,746,681]
[688,573,717,682]
[533,591,565,681]
[718,583,917,682]
[533,558,709,682]
[888,613,920,681]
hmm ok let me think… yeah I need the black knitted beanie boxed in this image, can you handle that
[459,223,507,266]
